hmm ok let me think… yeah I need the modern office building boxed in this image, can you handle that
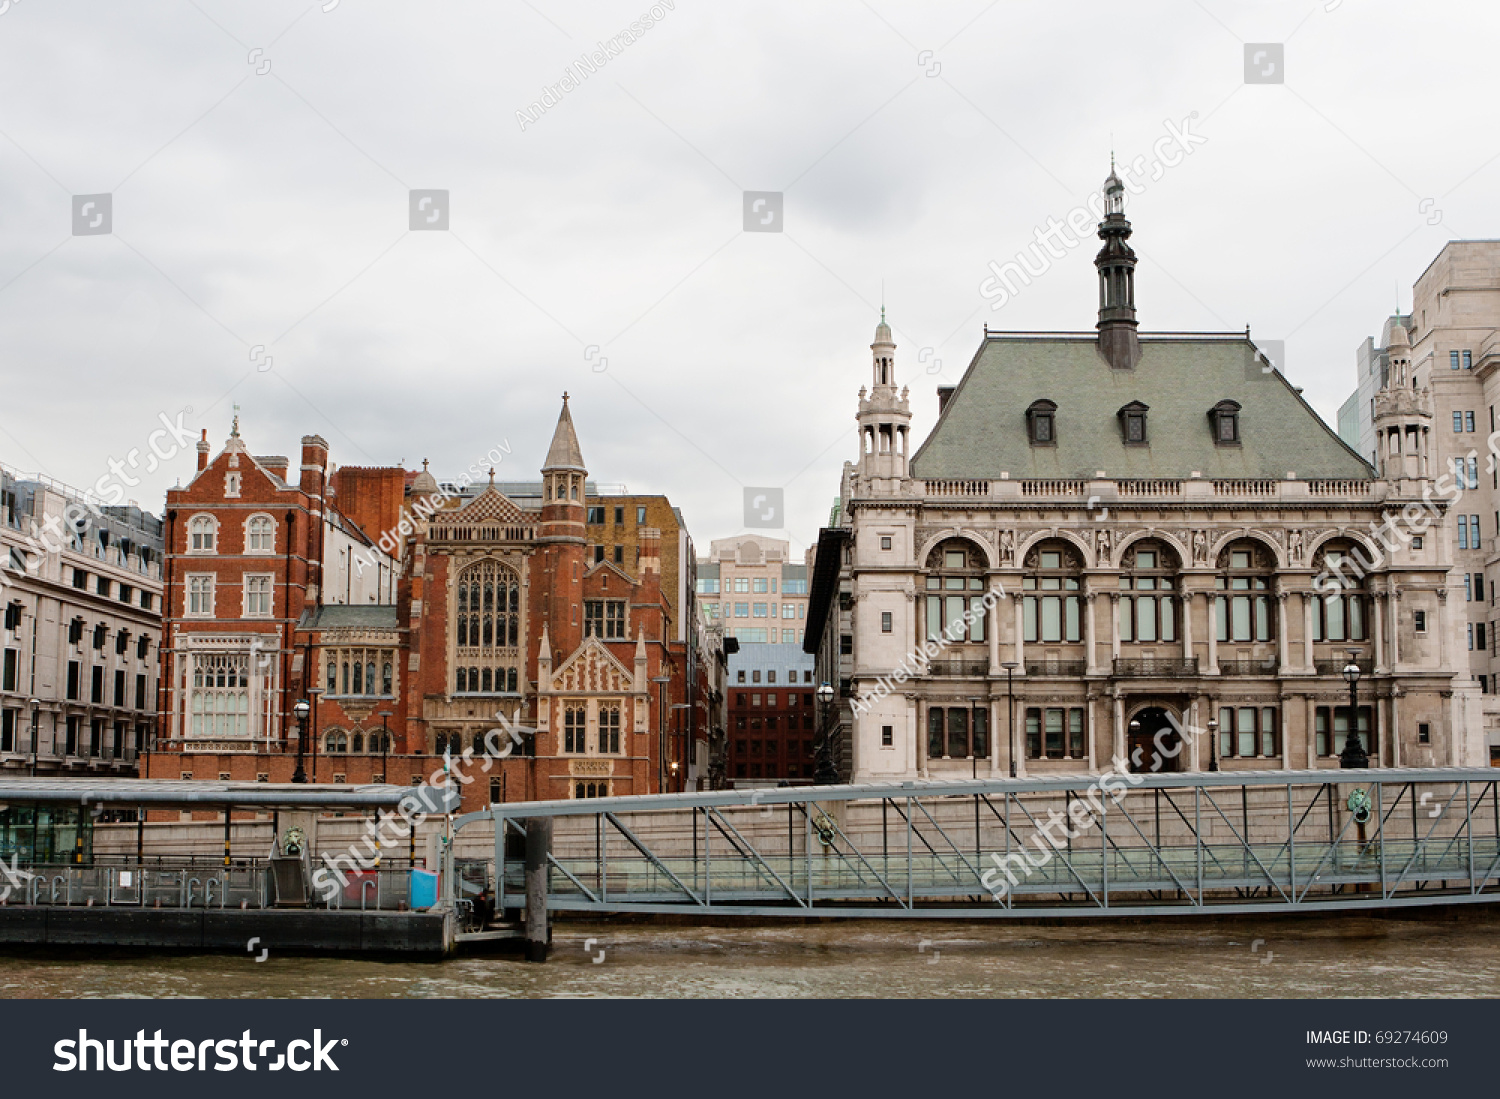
[697,535,810,643]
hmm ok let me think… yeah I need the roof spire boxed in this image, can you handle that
[542,393,587,473]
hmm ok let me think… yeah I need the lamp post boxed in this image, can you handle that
[376,710,393,783]
[307,687,324,784]
[1207,718,1219,772]
[27,698,40,777]
[291,699,311,783]
[814,682,837,785]
[669,702,693,791]
[651,674,672,794]
[1128,717,1141,772]
[966,696,981,780]
[1340,650,1368,769]
[1001,661,1019,777]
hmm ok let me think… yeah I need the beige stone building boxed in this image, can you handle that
[807,169,1485,782]
[697,535,810,644]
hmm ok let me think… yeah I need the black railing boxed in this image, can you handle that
[1315,658,1374,676]
[1024,661,1088,677]
[1217,658,1279,676]
[1113,658,1199,677]
[927,660,990,677]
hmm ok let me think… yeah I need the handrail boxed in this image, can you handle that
[361,879,377,911]
[185,877,201,908]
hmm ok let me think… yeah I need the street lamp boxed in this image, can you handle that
[814,682,837,785]
[1207,718,1219,772]
[1001,661,1019,777]
[28,698,40,777]
[1340,650,1368,769]
[376,710,393,783]
[291,699,311,783]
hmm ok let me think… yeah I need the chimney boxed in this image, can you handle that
[196,429,210,472]
[937,386,955,415]
[300,435,329,496]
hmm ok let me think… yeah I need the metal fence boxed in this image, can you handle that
[5,862,417,911]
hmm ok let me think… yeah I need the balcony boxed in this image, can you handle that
[1314,658,1374,677]
[927,659,990,677]
[1024,660,1088,677]
[1217,658,1279,676]
[1113,657,1199,678]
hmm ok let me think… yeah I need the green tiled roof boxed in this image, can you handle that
[299,605,399,629]
[910,334,1373,481]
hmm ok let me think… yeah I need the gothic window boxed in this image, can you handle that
[456,560,521,693]
[187,575,214,616]
[326,648,397,697]
[1117,401,1149,445]
[923,539,988,643]
[1209,400,1241,445]
[1025,399,1057,445]
[598,705,621,754]
[245,514,275,553]
[563,704,586,754]
[324,731,348,754]
[351,731,363,754]
[1215,540,1275,642]
[1118,540,1178,643]
[1022,542,1083,643]
[243,574,273,617]
[189,653,249,738]
[188,515,217,553]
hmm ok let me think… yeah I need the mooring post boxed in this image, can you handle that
[524,817,552,963]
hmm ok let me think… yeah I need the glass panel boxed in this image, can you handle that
[946,596,966,639]
[1040,597,1062,643]
[973,708,988,757]
[969,597,987,642]
[927,596,941,641]
[1349,596,1364,640]
[1024,597,1038,642]
[1326,596,1345,641]
[1315,708,1328,757]
[1136,577,1156,591]
[1219,707,1233,757]
[1237,708,1256,757]
[1137,596,1157,641]
[1231,597,1251,642]
[1065,597,1080,642]
[1256,596,1270,642]
[1025,710,1041,758]
[1044,708,1064,759]
[1119,597,1133,642]
[947,708,968,757]
[1216,596,1227,642]
[1261,707,1277,757]
[945,577,965,591]
[1068,708,1084,758]
[927,709,944,758]
[1162,595,1176,641]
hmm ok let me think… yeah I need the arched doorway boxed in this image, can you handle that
[1127,706,1185,773]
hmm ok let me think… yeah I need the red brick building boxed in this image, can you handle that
[726,642,817,785]
[147,399,705,811]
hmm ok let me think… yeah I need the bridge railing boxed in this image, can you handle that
[459,769,1500,918]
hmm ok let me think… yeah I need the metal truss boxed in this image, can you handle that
[453,768,1500,918]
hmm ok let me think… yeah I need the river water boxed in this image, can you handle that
[1,913,1496,998]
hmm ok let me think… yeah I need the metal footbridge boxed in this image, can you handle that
[454,767,1500,920]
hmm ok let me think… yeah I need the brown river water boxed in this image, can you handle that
[0,912,1496,998]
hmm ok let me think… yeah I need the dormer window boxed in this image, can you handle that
[1026,399,1057,446]
[1118,401,1149,445]
[1209,399,1241,445]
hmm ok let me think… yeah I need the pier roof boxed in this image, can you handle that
[0,777,457,811]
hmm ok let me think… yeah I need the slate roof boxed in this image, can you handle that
[298,605,399,630]
[909,334,1373,481]
[543,398,587,472]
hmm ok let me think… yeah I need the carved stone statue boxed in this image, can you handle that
[1191,529,1209,566]
[998,529,1015,565]
[1288,529,1304,564]
[1095,528,1112,562]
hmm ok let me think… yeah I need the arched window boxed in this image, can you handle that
[364,661,376,697]
[245,514,275,553]
[188,515,217,553]
[1215,540,1276,642]
[351,731,364,753]
[1022,541,1083,643]
[382,662,393,695]
[1312,542,1369,642]
[1119,539,1179,643]
[325,730,347,753]
[352,661,363,695]
[923,539,988,643]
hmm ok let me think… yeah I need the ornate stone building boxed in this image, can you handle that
[807,168,1485,782]
[150,399,711,809]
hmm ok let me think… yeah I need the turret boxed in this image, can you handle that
[1095,162,1140,371]
[855,310,912,491]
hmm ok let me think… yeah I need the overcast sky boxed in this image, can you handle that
[2,0,1496,558]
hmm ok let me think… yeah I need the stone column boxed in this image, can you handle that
[916,699,928,778]
[1186,697,1200,772]
[1181,589,1194,668]
[1304,694,1317,769]
[1112,693,1125,770]
[1206,593,1219,675]
[1302,592,1315,671]
[1085,693,1098,772]
[1084,589,1100,675]
[1011,593,1026,672]
[988,699,1000,776]
[1276,589,1290,671]
[1109,593,1121,665]
[1436,588,1448,672]
[1372,586,1387,675]
[988,591,1001,674]
[1390,689,1402,767]
[1390,588,1401,669]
